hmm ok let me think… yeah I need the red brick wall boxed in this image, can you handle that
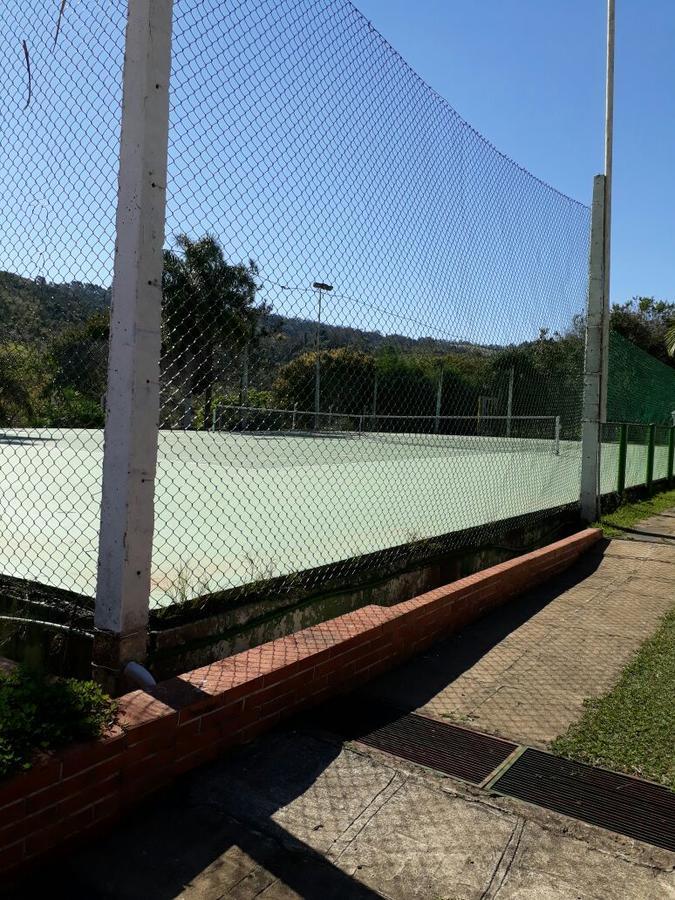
[0,528,601,877]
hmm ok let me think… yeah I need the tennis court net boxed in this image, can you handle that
[209,405,562,454]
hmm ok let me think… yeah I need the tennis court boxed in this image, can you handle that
[0,426,666,607]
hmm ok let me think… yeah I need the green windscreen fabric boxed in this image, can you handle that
[608,331,675,425]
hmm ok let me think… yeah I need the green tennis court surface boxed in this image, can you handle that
[0,428,666,607]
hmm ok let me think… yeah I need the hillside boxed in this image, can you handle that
[0,272,494,359]
[0,272,110,344]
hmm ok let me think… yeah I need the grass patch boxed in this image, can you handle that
[551,604,675,790]
[594,487,675,538]
[0,667,116,779]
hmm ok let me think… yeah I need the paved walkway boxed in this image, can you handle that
[362,535,675,746]
[8,524,675,898]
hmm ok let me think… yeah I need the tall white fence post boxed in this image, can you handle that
[580,175,607,522]
[93,0,174,691]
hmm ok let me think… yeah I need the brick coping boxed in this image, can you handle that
[0,528,601,876]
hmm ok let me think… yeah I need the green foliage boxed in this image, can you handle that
[0,667,115,779]
[274,348,376,412]
[488,329,584,436]
[38,388,105,428]
[0,272,109,345]
[610,296,675,368]
[552,602,675,790]
[162,234,267,426]
[667,323,675,358]
[0,343,45,425]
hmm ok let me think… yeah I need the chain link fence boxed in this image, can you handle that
[608,330,675,425]
[151,0,591,609]
[0,1,125,666]
[8,0,673,631]
[0,0,597,622]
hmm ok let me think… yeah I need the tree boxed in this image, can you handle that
[49,311,109,399]
[666,323,675,358]
[274,348,375,415]
[161,235,263,428]
[0,344,42,425]
[610,297,675,368]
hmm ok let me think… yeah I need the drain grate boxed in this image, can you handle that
[318,699,517,785]
[492,748,675,852]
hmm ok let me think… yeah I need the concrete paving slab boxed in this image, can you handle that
[8,726,673,900]
[363,535,675,748]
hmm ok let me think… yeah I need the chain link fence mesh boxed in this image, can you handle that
[608,330,675,425]
[153,0,590,609]
[4,0,671,623]
[0,0,125,660]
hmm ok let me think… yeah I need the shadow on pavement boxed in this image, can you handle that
[6,731,381,900]
[347,545,607,720]
[6,545,608,898]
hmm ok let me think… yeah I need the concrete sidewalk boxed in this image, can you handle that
[11,726,674,899]
[8,528,675,899]
[362,536,675,746]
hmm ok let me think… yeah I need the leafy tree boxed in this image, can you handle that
[610,297,675,368]
[0,343,45,426]
[274,348,375,415]
[666,323,675,358]
[161,235,264,428]
[49,311,109,399]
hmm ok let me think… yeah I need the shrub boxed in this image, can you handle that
[0,667,116,778]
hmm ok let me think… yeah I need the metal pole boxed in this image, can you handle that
[580,175,607,522]
[554,416,561,456]
[435,368,443,434]
[506,366,514,438]
[240,342,249,431]
[646,423,656,494]
[667,425,675,484]
[599,0,615,421]
[314,288,322,430]
[617,422,628,493]
[292,402,298,431]
[94,0,174,688]
[372,371,378,418]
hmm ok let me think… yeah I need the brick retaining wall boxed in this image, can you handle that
[0,528,601,878]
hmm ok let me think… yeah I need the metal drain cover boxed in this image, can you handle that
[492,748,675,852]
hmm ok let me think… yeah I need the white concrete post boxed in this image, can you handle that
[94,0,174,686]
[580,175,607,522]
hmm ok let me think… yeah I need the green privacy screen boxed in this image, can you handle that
[608,331,675,425]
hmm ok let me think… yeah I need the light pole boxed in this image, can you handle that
[312,281,333,430]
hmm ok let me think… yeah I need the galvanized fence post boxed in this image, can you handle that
[93,0,174,690]
[580,174,608,522]
[668,426,675,484]
[617,422,627,494]
[554,416,561,456]
[645,423,656,494]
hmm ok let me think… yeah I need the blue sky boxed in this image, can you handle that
[2,0,668,348]
[354,0,675,308]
